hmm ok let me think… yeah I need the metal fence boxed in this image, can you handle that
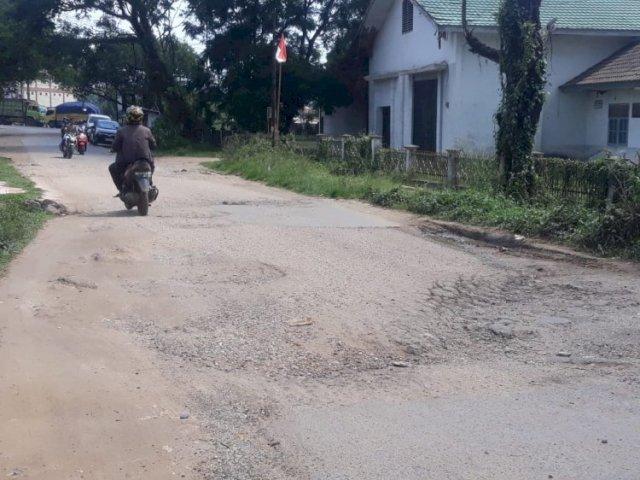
[280,134,639,206]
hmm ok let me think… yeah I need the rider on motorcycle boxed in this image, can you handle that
[109,106,157,193]
[60,117,73,137]
[60,117,75,151]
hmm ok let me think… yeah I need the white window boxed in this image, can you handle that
[608,103,629,146]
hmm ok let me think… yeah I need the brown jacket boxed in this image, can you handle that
[112,124,157,164]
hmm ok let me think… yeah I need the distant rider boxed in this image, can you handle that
[59,117,75,151]
[60,117,73,137]
[109,106,157,193]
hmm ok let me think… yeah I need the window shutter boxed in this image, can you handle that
[402,0,414,34]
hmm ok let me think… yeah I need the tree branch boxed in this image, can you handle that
[306,0,336,60]
[462,0,499,63]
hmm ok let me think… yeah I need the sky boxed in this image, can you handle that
[58,1,204,53]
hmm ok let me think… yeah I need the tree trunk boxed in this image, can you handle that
[495,0,545,197]
[462,0,546,198]
[128,1,193,134]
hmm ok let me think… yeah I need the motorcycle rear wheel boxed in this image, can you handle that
[137,191,149,216]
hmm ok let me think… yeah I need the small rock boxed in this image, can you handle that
[44,204,61,214]
[405,344,424,356]
[56,277,98,290]
[601,439,608,444]
[392,361,410,368]
[181,169,188,172]
[537,316,572,327]
[267,439,281,447]
[41,199,69,216]
[23,199,41,210]
[289,318,314,327]
[179,411,190,420]
[488,322,515,339]
[557,351,572,358]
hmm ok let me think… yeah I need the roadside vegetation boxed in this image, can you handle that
[0,158,48,271]
[156,144,222,158]
[207,137,640,260]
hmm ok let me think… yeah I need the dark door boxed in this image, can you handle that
[412,79,438,151]
[381,106,391,148]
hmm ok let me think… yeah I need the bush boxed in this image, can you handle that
[152,116,189,150]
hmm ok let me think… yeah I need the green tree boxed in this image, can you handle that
[44,0,197,132]
[0,0,56,94]
[186,0,368,132]
[50,34,198,120]
[462,0,547,198]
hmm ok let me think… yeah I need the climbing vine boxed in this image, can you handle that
[463,0,547,198]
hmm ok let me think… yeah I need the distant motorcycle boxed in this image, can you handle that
[119,159,159,216]
[61,133,76,159]
[76,132,88,155]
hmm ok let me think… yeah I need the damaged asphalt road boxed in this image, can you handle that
[0,126,639,479]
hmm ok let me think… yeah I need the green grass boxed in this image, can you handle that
[156,144,221,158]
[204,149,402,200]
[0,158,48,272]
[205,141,639,260]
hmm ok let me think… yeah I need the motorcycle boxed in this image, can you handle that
[61,133,76,159]
[76,132,88,155]
[119,159,159,216]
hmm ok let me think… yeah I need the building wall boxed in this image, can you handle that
[444,32,500,153]
[584,89,640,161]
[367,0,457,149]
[331,0,639,156]
[322,104,367,136]
[540,35,630,157]
[19,80,77,108]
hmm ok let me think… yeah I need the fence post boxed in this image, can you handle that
[606,175,617,208]
[446,149,461,188]
[341,134,351,162]
[403,145,418,173]
[315,133,327,160]
[370,134,382,163]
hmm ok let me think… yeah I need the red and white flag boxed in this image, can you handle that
[275,35,287,63]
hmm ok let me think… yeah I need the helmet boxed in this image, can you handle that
[126,106,144,125]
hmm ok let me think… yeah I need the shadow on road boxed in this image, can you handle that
[80,210,140,218]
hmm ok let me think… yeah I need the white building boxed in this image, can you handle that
[18,80,77,108]
[324,0,640,159]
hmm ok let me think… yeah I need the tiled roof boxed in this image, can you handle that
[416,0,640,32]
[563,42,640,89]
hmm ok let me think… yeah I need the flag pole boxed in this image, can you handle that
[275,61,283,145]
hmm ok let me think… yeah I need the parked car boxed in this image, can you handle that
[86,114,112,143]
[93,119,120,146]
